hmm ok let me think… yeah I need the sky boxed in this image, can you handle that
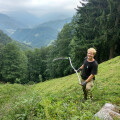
[0,0,83,17]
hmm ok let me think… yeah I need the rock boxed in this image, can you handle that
[94,103,120,120]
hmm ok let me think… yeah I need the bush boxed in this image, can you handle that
[27,81,35,85]
[15,78,21,84]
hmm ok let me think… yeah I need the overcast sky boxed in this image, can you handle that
[0,0,83,17]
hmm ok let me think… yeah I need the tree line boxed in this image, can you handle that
[0,0,120,84]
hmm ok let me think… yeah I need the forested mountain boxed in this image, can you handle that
[0,30,31,50]
[0,13,25,35]
[11,18,71,48]
[11,26,58,48]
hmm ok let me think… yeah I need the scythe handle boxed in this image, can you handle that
[68,57,81,84]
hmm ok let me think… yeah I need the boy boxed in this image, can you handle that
[79,48,98,101]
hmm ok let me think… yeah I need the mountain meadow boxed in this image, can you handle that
[0,0,120,119]
[0,56,120,120]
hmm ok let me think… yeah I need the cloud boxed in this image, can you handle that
[0,0,82,17]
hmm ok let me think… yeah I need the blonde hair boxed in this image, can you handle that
[87,48,97,55]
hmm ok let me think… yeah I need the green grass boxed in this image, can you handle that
[0,56,120,120]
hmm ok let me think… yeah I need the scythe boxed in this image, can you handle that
[53,57,81,84]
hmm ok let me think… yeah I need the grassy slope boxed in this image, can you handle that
[0,56,120,120]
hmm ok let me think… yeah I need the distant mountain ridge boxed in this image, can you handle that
[0,13,25,35]
[7,11,73,27]
[11,26,58,48]
[0,13,72,48]
[36,18,71,30]
[11,18,71,48]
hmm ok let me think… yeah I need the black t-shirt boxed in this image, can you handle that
[81,59,98,80]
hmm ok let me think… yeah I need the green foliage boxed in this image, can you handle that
[15,78,21,84]
[1,43,28,84]
[39,74,43,82]
[0,56,120,120]
[25,47,48,83]
[0,43,4,80]
[27,81,35,85]
[74,0,120,61]
[45,23,75,79]
[0,30,12,45]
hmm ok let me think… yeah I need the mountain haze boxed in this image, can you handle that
[0,13,25,35]
[7,11,73,27]
[36,18,71,30]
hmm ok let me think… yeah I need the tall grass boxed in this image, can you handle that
[0,56,120,120]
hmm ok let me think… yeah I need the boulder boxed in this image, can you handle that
[94,103,120,120]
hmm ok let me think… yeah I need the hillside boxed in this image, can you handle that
[0,30,32,50]
[0,56,120,119]
[0,30,12,45]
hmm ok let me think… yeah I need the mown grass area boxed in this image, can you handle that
[0,56,120,120]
